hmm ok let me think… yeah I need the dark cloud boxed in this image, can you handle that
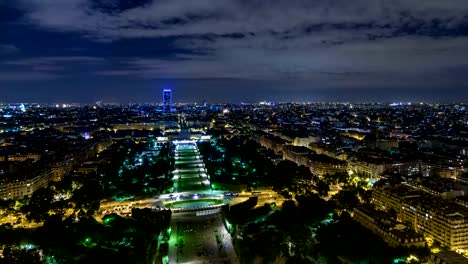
[0,72,61,81]
[0,44,20,54]
[15,0,468,38]
[4,56,105,66]
[1,0,467,101]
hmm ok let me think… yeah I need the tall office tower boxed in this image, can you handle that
[162,88,172,112]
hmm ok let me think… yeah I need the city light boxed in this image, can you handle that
[0,76,466,264]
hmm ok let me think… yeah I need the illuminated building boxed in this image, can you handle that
[162,88,172,112]
[307,154,347,177]
[400,198,468,251]
[282,146,312,167]
[429,250,468,264]
[348,159,388,178]
[0,136,110,199]
[353,205,426,248]
[373,184,468,251]
[292,136,320,147]
[0,170,53,200]
[258,134,287,155]
[0,153,41,162]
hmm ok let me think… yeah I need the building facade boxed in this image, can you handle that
[353,206,426,248]
[308,155,347,177]
[373,184,468,251]
[162,89,172,112]
[0,170,53,200]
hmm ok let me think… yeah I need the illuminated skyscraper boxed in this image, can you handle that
[162,88,172,112]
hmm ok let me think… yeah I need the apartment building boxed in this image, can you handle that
[0,170,53,200]
[373,184,468,251]
[353,205,426,248]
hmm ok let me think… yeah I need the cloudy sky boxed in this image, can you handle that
[1,0,468,103]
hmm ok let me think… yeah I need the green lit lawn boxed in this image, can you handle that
[179,172,203,178]
[178,181,210,192]
[166,199,223,208]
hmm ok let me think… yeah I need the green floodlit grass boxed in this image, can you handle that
[176,155,199,159]
[175,159,202,165]
[175,159,202,163]
[176,168,203,173]
[176,159,200,163]
[177,170,202,175]
[179,172,203,177]
[178,182,210,192]
[179,172,202,176]
[175,152,198,154]
[166,198,223,208]
[176,163,203,168]
[175,164,203,168]
[175,152,198,156]
[178,178,204,182]
[175,150,197,154]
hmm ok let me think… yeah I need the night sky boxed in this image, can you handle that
[1,0,468,103]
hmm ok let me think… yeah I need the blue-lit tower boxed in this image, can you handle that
[162,88,172,112]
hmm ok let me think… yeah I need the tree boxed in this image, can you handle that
[331,188,360,212]
[0,246,41,264]
[359,188,373,205]
[316,180,330,197]
[71,179,102,216]
[296,193,330,223]
[22,187,55,223]
[271,160,314,196]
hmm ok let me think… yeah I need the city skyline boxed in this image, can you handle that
[1,1,468,102]
[0,85,466,104]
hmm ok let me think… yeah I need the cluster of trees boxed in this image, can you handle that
[0,209,172,264]
[99,140,173,199]
[9,172,103,225]
[0,140,176,262]
[9,139,173,222]
[316,212,430,263]
[270,160,315,198]
[199,136,321,197]
[227,197,259,224]
[234,190,429,264]
[234,192,331,263]
[200,135,376,205]
[320,171,373,212]
[199,136,276,185]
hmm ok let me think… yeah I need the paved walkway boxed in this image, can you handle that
[168,214,239,264]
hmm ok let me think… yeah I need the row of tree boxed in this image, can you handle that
[199,136,328,197]
[234,191,429,263]
[0,208,172,264]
